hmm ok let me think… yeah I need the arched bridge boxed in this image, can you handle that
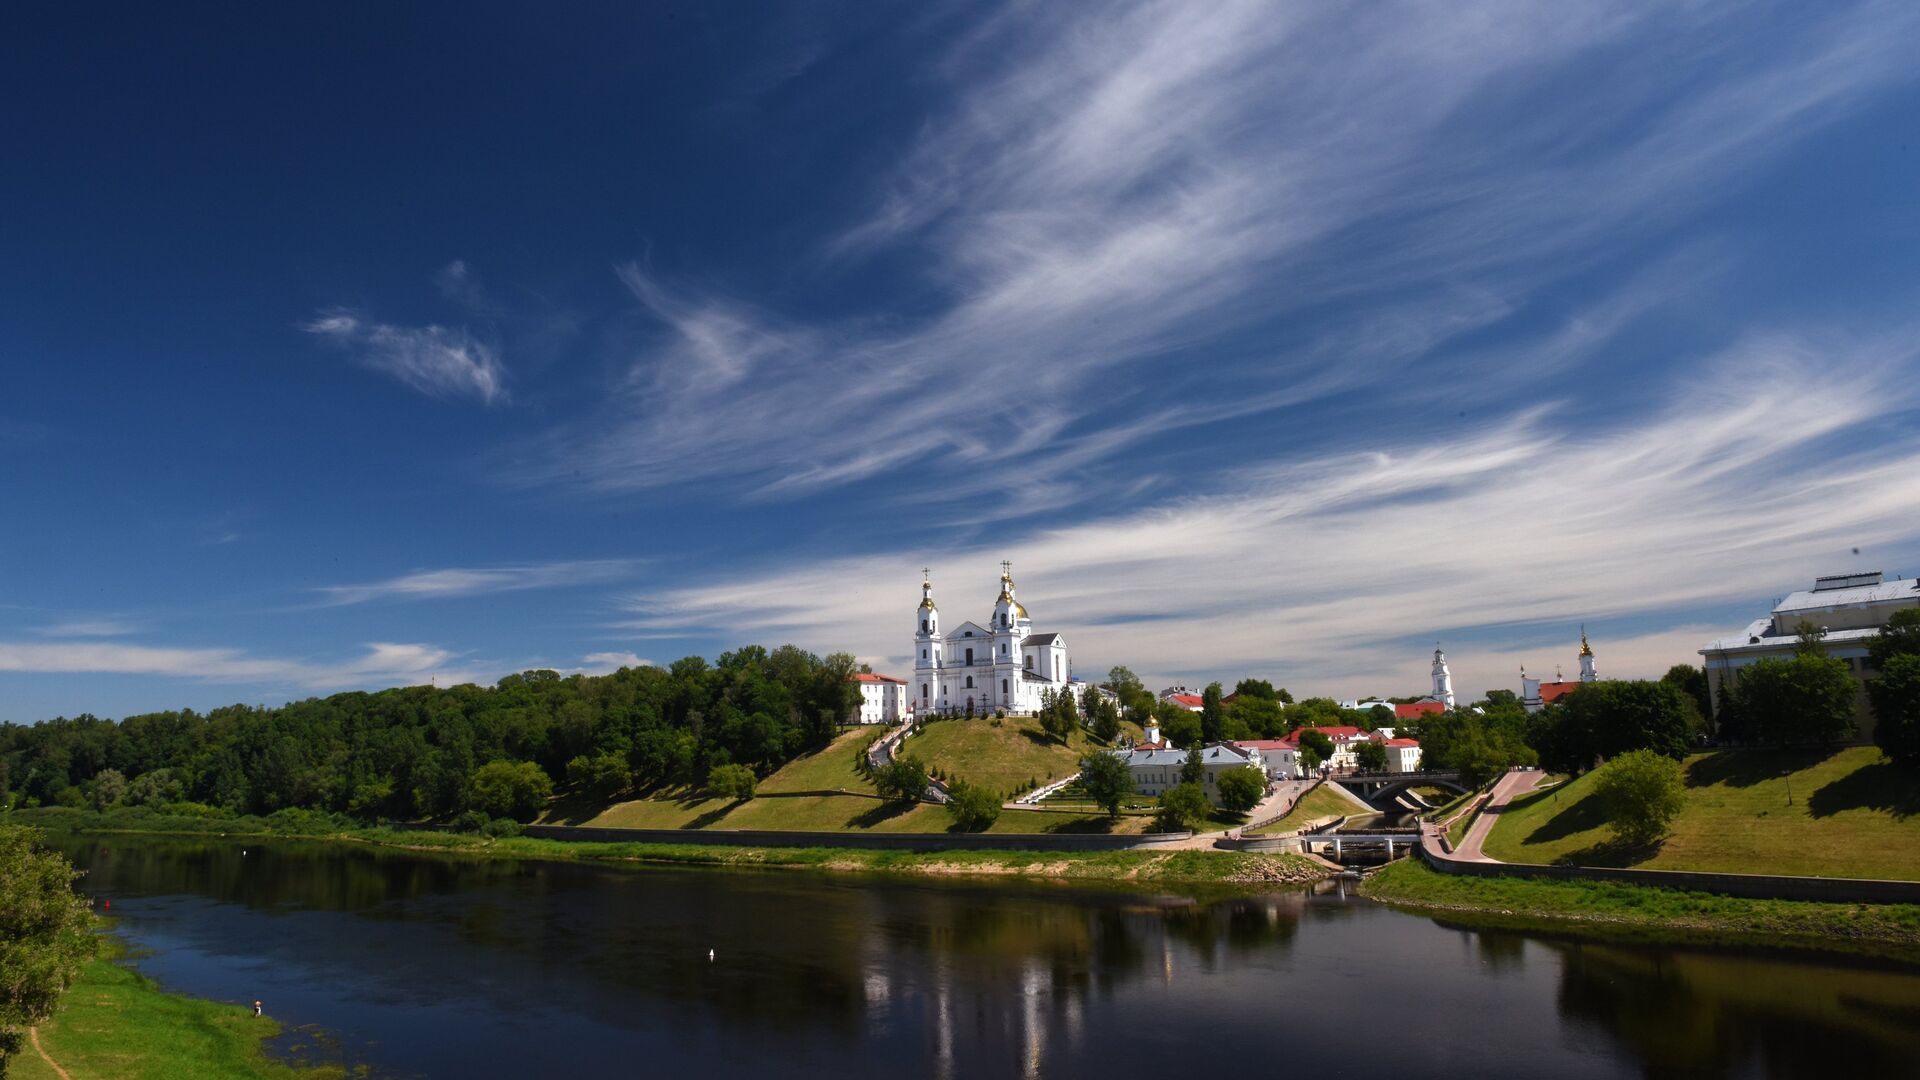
[1331,770,1467,808]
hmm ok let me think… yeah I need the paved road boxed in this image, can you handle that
[1426,770,1545,863]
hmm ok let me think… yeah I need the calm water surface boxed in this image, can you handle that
[51,836,1920,1080]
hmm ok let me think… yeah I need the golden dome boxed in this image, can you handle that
[919,596,936,611]
[1579,628,1593,656]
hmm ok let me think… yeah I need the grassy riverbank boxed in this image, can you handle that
[1483,747,1920,879]
[1363,858,1920,961]
[11,941,346,1080]
[11,806,1328,888]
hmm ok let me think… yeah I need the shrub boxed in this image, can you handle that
[1076,752,1134,816]
[1869,653,1920,767]
[1153,783,1211,832]
[944,781,1001,832]
[453,810,492,833]
[1591,749,1686,848]
[482,817,524,838]
[707,763,759,801]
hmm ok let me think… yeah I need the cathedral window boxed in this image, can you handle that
[1001,679,1008,694]
[964,647,974,665]
[1024,656,1033,670]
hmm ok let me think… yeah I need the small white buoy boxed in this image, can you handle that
[708,948,715,962]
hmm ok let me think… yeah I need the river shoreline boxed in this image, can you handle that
[1362,859,1920,964]
[14,807,1331,890]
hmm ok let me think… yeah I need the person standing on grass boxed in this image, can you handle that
[253,1000,263,1018]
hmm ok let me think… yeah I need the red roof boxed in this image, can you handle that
[1166,693,1204,709]
[1538,681,1582,705]
[1231,740,1296,751]
[1385,738,1421,747]
[1279,725,1366,747]
[1394,701,1445,719]
[852,673,907,684]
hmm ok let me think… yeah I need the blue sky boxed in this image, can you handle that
[5,1,1920,722]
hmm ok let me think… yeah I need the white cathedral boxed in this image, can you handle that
[913,564,1071,716]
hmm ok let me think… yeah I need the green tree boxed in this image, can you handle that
[1087,691,1122,743]
[1795,620,1829,656]
[1549,680,1696,767]
[1180,743,1207,786]
[1231,678,1276,700]
[943,781,1000,831]
[1076,751,1134,817]
[1200,682,1225,744]
[1039,687,1078,743]
[1296,728,1335,763]
[1868,608,1920,671]
[1353,740,1387,772]
[1660,664,1712,729]
[1158,708,1202,750]
[469,759,554,823]
[875,756,929,804]
[1153,783,1212,832]
[1214,765,1265,813]
[1591,749,1686,848]
[1106,666,1143,700]
[88,767,126,810]
[706,763,758,801]
[1733,655,1856,748]
[1868,653,1920,767]
[0,826,98,1074]
[567,752,632,802]
[1366,704,1394,731]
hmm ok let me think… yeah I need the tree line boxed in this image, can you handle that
[0,646,861,823]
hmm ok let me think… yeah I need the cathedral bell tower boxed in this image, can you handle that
[1578,627,1598,682]
[1432,646,1456,710]
[914,570,942,715]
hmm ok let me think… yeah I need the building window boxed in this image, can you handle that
[921,649,927,659]
[965,676,974,689]
[921,684,928,700]
[1001,679,1008,694]
[1024,656,1033,670]
[965,647,974,665]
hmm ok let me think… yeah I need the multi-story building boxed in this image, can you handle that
[912,564,1071,716]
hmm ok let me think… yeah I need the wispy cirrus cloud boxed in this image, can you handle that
[518,1,1918,508]
[306,296,508,405]
[34,618,140,638]
[619,339,1920,699]
[0,639,499,692]
[313,559,639,607]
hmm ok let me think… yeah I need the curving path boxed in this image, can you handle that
[30,1027,74,1080]
[1424,770,1544,862]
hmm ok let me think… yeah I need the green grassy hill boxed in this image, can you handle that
[1244,785,1358,835]
[1482,746,1920,880]
[900,715,1135,798]
[564,724,1146,835]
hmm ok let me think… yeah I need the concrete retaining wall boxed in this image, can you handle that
[398,821,1194,853]
[1419,845,1920,905]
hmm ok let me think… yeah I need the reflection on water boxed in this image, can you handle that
[48,835,1920,1080]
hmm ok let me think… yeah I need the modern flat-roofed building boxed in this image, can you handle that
[1699,570,1920,739]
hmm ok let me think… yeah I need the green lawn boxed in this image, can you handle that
[15,949,342,1080]
[1245,785,1356,835]
[1482,747,1920,880]
[901,715,1129,799]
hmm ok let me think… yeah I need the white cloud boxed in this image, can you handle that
[520,1,1917,504]
[618,341,1920,698]
[314,559,638,606]
[306,309,508,404]
[0,640,499,692]
[578,651,649,675]
[35,618,139,638]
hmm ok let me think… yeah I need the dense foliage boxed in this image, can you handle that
[943,780,1000,831]
[706,763,758,801]
[1152,783,1210,832]
[0,646,860,822]
[1075,751,1134,817]
[1590,750,1686,847]
[1869,610,1920,766]
[1719,655,1856,747]
[1214,765,1265,813]
[1525,680,1696,773]
[0,826,97,1074]
[873,756,929,804]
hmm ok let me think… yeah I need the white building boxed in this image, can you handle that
[1432,648,1456,710]
[1158,687,1205,711]
[1700,570,1918,738]
[852,673,909,724]
[1521,630,1602,713]
[1383,737,1424,773]
[1231,739,1301,780]
[1115,739,1262,803]
[913,565,1072,716]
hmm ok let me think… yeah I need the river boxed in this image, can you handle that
[50,835,1920,1079]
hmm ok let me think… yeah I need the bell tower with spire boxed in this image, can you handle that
[1578,626,1598,682]
[1431,646,1455,710]
[914,569,942,715]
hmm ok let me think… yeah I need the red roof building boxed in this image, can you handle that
[1393,701,1445,720]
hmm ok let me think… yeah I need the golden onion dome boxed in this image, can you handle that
[1013,600,1028,620]
[919,596,936,611]
[1579,630,1593,656]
